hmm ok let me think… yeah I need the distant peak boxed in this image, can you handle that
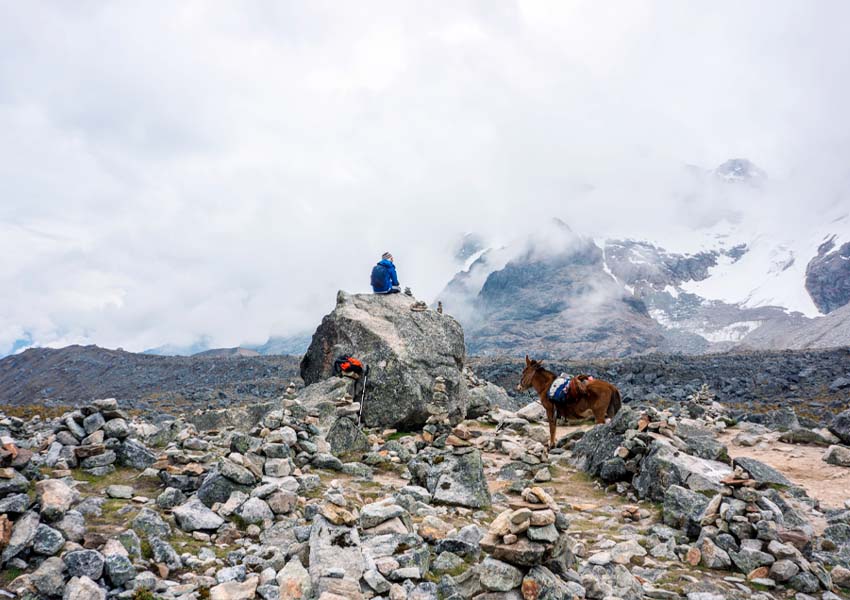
[713,158,766,183]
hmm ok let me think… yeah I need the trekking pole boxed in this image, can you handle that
[358,366,369,426]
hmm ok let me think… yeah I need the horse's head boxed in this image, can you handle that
[518,355,543,391]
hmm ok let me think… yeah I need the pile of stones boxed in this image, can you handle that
[46,398,157,475]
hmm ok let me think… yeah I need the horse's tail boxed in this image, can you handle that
[607,386,622,419]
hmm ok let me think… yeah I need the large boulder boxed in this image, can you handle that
[830,409,850,445]
[633,440,732,502]
[408,448,491,508]
[300,291,468,429]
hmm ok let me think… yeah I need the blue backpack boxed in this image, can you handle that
[371,264,390,292]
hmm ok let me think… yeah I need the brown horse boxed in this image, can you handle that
[517,355,622,448]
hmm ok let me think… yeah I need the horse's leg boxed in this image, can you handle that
[592,396,608,424]
[546,405,556,449]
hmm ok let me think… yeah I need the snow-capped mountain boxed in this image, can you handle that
[438,159,850,357]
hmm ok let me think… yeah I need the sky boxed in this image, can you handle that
[2,1,850,355]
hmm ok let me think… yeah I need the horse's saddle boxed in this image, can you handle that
[548,373,593,403]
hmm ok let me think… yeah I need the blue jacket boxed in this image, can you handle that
[371,259,399,293]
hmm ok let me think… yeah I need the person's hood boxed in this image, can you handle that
[377,259,394,268]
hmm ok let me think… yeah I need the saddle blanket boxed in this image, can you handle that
[548,373,571,402]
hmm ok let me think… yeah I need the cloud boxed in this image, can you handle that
[1,1,850,354]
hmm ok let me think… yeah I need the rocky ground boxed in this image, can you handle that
[1,377,850,600]
[2,293,850,599]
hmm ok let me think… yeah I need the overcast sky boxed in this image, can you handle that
[2,1,850,355]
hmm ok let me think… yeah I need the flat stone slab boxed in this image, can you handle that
[733,457,792,487]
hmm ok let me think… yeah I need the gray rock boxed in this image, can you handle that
[634,441,733,501]
[157,487,186,509]
[479,557,524,591]
[31,556,67,597]
[824,445,850,467]
[197,470,251,507]
[733,457,792,487]
[0,470,31,496]
[173,497,225,532]
[116,438,156,469]
[311,453,344,471]
[149,536,182,569]
[106,485,133,499]
[1,510,40,563]
[729,545,775,574]
[32,524,65,555]
[0,492,32,514]
[300,291,469,429]
[83,412,105,435]
[103,418,129,439]
[55,510,86,543]
[64,549,105,580]
[699,537,731,569]
[409,448,491,508]
[662,485,709,538]
[80,449,117,469]
[220,458,257,485]
[361,503,405,529]
[104,553,136,587]
[327,417,369,458]
[521,565,571,600]
[132,507,171,538]
[830,410,850,445]
[63,575,106,600]
[235,497,273,524]
[769,559,799,582]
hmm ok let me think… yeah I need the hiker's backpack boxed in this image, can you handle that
[371,263,390,292]
[333,354,364,377]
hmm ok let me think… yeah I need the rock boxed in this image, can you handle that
[104,553,136,587]
[157,487,186,509]
[466,382,512,418]
[80,449,116,469]
[220,458,258,485]
[63,576,106,600]
[132,507,171,538]
[408,448,491,508]
[1,510,39,563]
[0,493,32,515]
[521,565,570,600]
[729,545,774,574]
[149,536,182,569]
[55,510,86,543]
[300,291,469,429]
[277,557,312,599]
[103,418,129,439]
[36,479,76,521]
[733,457,792,487]
[479,557,523,592]
[327,417,369,458]
[31,556,67,597]
[32,524,65,556]
[662,485,709,537]
[769,559,799,582]
[210,576,259,600]
[106,484,133,499]
[235,497,274,524]
[198,470,252,507]
[64,549,105,580]
[824,444,850,467]
[173,497,225,532]
[829,409,850,445]
[0,470,29,497]
[116,438,156,469]
[699,537,731,569]
[633,441,733,501]
[360,503,405,529]
[83,412,105,435]
[267,490,298,515]
[832,565,850,589]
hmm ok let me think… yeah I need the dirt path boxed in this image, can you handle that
[719,431,850,510]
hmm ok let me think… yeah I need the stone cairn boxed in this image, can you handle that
[478,486,579,597]
[50,398,158,477]
[422,376,452,445]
